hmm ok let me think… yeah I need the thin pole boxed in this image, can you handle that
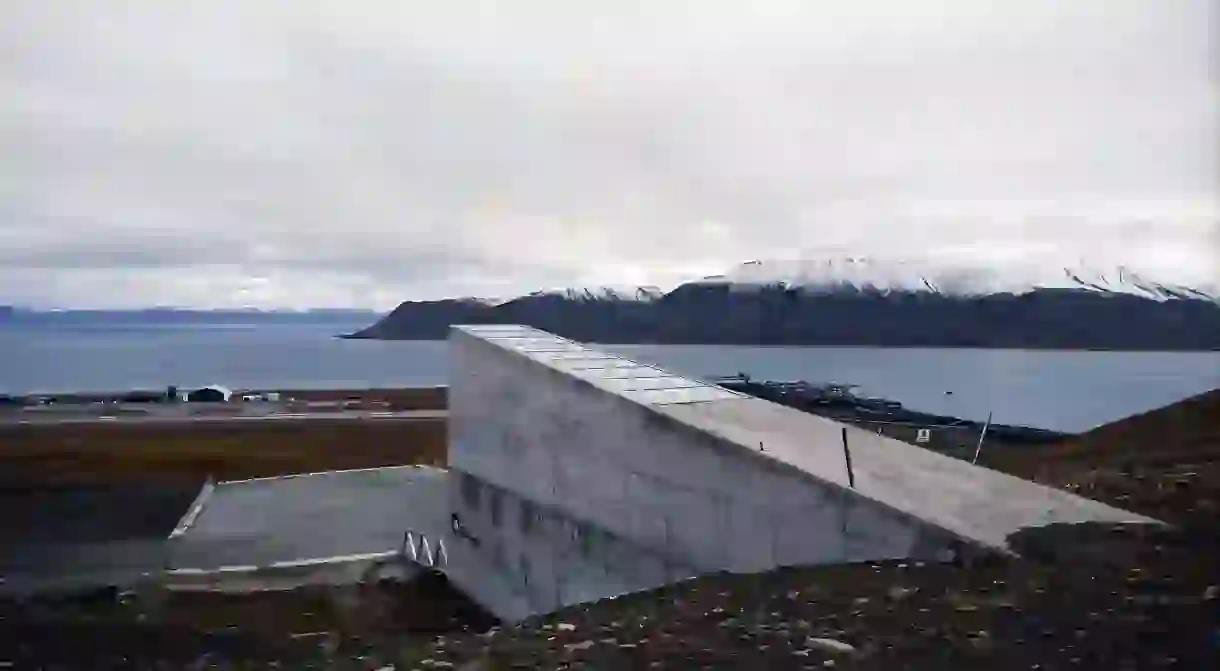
[769,510,779,566]
[841,427,856,488]
[971,412,993,465]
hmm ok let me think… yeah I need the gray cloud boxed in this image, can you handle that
[1,0,1216,309]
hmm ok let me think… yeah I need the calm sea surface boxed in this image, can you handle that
[2,322,1217,433]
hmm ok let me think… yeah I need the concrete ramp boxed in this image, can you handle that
[3,467,455,596]
[168,465,450,573]
[444,325,1158,619]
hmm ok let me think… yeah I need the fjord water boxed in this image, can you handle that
[2,321,1217,433]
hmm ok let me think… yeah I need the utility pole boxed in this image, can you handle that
[841,427,856,488]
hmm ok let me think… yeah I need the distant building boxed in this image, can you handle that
[186,385,232,403]
[122,391,165,403]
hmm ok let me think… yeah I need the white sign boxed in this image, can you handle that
[916,428,931,444]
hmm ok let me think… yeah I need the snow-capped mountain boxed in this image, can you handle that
[347,254,1220,349]
[697,258,1219,302]
[520,286,665,303]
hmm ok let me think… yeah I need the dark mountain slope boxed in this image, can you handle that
[345,284,1220,350]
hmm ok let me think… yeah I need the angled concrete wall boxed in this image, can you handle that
[440,469,702,621]
[445,325,1156,619]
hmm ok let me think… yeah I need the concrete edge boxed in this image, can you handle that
[167,477,216,539]
[632,388,1166,559]
[165,550,403,577]
[449,326,753,403]
[218,464,447,486]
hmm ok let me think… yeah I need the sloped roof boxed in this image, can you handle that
[189,385,232,397]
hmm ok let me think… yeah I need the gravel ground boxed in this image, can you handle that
[9,523,1211,670]
[0,571,496,670]
[415,523,1217,670]
[0,482,201,545]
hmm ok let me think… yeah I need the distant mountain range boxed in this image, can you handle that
[344,258,1220,351]
[0,307,378,325]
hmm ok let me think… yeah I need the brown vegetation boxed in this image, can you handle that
[269,386,447,410]
[0,417,447,486]
[18,386,448,411]
[985,388,1220,532]
[989,389,1219,476]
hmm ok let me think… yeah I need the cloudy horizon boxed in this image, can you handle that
[2,1,1217,309]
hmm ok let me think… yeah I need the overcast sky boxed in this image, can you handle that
[2,0,1216,309]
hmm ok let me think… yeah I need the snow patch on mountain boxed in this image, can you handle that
[456,258,1218,306]
[700,257,1219,302]
[523,286,664,303]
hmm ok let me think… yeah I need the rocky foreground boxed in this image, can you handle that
[2,391,1217,669]
[443,527,1217,670]
[2,522,1216,669]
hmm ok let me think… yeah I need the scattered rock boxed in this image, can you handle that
[806,637,856,655]
[563,640,594,653]
[886,586,915,601]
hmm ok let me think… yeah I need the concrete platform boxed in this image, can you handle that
[2,466,452,596]
[169,466,450,572]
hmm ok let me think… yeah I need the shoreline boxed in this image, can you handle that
[2,381,1072,441]
[2,385,447,405]
[337,333,1220,353]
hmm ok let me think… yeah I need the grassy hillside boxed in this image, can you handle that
[985,388,1220,531]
